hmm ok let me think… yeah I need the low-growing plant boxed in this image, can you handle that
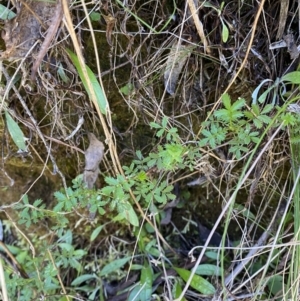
[5,82,300,300]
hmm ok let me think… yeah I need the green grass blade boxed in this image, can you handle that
[66,49,107,115]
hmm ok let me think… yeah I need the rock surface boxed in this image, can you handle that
[1,0,57,60]
[83,133,104,189]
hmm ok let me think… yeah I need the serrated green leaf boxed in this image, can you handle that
[66,49,107,114]
[156,129,164,138]
[54,191,68,202]
[202,129,211,138]
[174,267,216,295]
[22,194,29,204]
[162,116,168,128]
[249,131,259,137]
[150,122,161,129]
[163,184,174,193]
[120,83,134,95]
[105,177,119,186]
[244,111,254,120]
[258,115,271,124]
[231,111,244,119]
[58,243,73,252]
[221,93,231,109]
[154,193,166,203]
[261,104,274,114]
[167,193,176,200]
[169,127,178,133]
[251,136,260,143]
[101,185,115,196]
[231,98,245,111]
[147,158,157,167]
[53,202,64,212]
[5,111,27,151]
[33,199,43,207]
[100,257,131,276]
[90,11,101,22]
[136,150,143,160]
[251,104,260,115]
[253,119,263,129]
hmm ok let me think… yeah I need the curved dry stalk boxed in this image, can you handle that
[31,0,63,80]
[0,259,8,301]
[62,0,175,252]
[187,0,210,54]
[276,0,289,39]
[47,249,71,301]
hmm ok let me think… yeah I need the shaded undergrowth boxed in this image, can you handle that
[1,0,300,300]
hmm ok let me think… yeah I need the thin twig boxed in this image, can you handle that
[64,115,84,141]
[187,0,210,54]
[47,249,70,301]
[0,259,8,301]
